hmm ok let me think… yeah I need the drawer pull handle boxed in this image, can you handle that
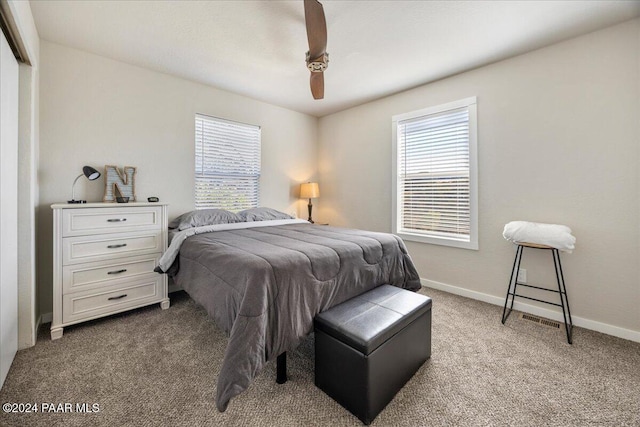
[107,243,127,249]
[107,218,127,222]
[107,269,127,275]
[107,294,128,301]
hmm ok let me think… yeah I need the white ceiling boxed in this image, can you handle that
[31,1,640,117]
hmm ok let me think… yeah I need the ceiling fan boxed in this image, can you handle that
[304,0,328,100]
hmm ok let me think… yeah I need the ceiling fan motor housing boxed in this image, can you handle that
[306,51,329,73]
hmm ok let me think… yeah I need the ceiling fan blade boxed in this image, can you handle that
[304,0,327,59]
[310,72,324,100]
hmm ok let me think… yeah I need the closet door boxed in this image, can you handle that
[0,28,19,389]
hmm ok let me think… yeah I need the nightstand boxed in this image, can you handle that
[50,202,170,340]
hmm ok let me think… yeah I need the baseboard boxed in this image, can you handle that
[22,315,42,350]
[41,312,52,324]
[30,312,52,347]
[421,278,640,343]
[168,283,183,294]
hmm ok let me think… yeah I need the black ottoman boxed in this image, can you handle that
[314,285,432,425]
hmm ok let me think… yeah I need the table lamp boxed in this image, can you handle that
[68,166,101,204]
[300,182,320,223]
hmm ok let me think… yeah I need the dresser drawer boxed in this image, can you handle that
[63,231,162,265]
[62,206,162,237]
[62,254,161,294]
[62,275,163,324]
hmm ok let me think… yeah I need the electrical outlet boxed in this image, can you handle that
[517,268,527,284]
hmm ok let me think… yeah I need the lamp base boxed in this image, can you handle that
[67,200,87,204]
[307,200,314,224]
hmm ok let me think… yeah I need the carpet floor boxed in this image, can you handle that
[0,287,638,427]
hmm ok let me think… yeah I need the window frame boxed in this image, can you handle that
[194,113,261,211]
[391,97,478,250]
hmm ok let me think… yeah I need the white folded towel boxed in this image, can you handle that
[503,221,576,253]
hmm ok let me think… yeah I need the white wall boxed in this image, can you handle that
[38,41,318,316]
[318,19,640,338]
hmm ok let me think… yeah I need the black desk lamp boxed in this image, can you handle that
[68,166,101,204]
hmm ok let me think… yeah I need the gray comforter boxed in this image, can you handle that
[167,223,421,412]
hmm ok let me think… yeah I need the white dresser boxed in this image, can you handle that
[50,202,170,340]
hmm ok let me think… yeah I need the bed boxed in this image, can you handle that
[156,208,421,412]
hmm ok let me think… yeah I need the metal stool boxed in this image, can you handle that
[501,242,573,344]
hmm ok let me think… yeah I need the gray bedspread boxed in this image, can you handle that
[168,223,421,412]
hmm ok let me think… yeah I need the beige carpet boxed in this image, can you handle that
[1,287,639,427]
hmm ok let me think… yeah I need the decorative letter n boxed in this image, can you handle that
[103,165,137,202]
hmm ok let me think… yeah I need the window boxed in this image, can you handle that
[195,114,261,210]
[392,97,478,249]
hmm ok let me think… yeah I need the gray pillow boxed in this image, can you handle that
[238,207,293,222]
[169,209,242,230]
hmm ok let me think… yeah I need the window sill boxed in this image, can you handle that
[396,231,478,250]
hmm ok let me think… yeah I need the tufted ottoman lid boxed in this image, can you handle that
[314,285,432,355]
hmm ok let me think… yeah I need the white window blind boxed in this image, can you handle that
[392,97,478,250]
[195,114,261,211]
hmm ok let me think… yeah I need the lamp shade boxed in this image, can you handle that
[83,166,101,181]
[300,182,320,199]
